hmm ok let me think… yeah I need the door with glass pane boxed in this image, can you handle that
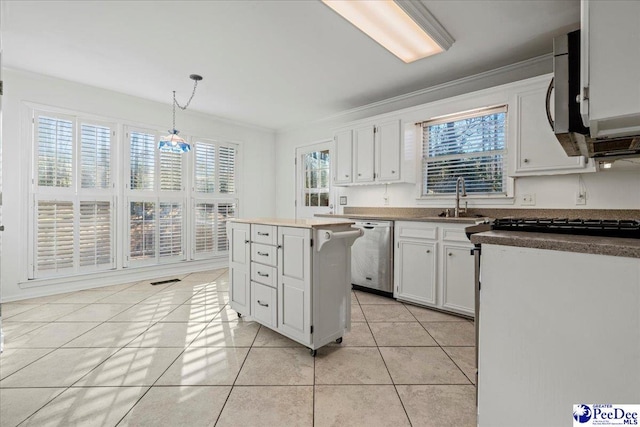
[295,142,333,219]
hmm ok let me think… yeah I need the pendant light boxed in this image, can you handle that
[158,74,203,153]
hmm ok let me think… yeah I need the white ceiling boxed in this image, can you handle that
[2,0,579,130]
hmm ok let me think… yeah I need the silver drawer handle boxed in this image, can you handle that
[257,272,269,277]
[257,300,269,307]
[257,232,269,236]
[257,251,269,256]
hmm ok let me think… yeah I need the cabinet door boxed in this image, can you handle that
[277,226,312,344]
[512,85,592,175]
[229,222,251,315]
[395,240,437,306]
[354,125,375,183]
[583,0,640,136]
[333,130,353,185]
[441,243,474,316]
[376,120,401,182]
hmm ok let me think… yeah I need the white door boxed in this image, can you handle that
[354,125,375,183]
[395,240,437,306]
[295,142,333,219]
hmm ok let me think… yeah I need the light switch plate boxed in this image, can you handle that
[339,196,347,205]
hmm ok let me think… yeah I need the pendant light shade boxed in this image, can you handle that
[158,129,191,153]
[158,74,203,153]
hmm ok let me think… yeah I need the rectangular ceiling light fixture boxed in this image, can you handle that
[322,0,454,63]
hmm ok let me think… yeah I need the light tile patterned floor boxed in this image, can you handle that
[0,269,476,426]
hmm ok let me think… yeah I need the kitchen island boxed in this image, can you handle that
[472,231,640,427]
[227,218,362,355]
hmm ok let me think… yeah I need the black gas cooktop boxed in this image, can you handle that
[490,218,640,239]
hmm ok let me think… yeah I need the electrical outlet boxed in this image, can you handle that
[383,195,389,205]
[522,194,536,206]
[576,191,587,205]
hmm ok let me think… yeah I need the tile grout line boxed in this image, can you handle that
[112,270,232,426]
[6,270,225,425]
[212,321,262,427]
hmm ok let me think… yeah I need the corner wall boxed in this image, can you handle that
[275,58,640,218]
[1,68,277,301]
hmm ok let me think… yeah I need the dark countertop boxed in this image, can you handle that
[471,230,640,259]
[315,213,487,224]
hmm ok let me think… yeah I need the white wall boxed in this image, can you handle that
[1,68,276,301]
[275,59,640,217]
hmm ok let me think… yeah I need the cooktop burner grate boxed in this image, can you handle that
[492,218,640,238]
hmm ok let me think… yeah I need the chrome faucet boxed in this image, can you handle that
[455,177,467,217]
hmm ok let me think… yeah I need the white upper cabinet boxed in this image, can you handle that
[354,125,375,183]
[333,129,353,185]
[580,0,640,138]
[333,119,412,186]
[376,120,402,182]
[510,77,596,176]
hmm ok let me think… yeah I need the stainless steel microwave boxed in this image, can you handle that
[550,30,640,160]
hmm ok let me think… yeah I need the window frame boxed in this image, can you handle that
[190,138,239,260]
[29,110,117,278]
[418,105,513,200]
[26,105,241,281]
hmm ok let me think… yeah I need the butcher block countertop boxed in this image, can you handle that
[471,230,640,259]
[229,217,355,229]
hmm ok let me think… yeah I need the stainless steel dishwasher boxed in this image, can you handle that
[350,220,393,295]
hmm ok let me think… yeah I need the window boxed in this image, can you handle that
[126,127,185,266]
[30,108,240,280]
[192,140,238,259]
[32,112,115,278]
[302,150,330,207]
[420,106,507,196]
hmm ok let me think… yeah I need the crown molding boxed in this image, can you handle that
[279,53,553,133]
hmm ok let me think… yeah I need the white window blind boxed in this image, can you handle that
[219,145,236,194]
[129,201,156,261]
[81,123,111,189]
[36,200,74,274]
[216,202,235,252]
[194,203,215,254]
[421,106,507,196]
[193,201,236,256]
[130,131,156,191]
[159,202,183,258]
[79,201,113,269]
[37,115,73,188]
[160,151,183,191]
[195,142,216,193]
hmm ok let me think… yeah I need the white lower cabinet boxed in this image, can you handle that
[396,240,437,305]
[394,221,475,317]
[228,220,358,353]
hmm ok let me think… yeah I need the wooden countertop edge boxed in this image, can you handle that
[471,230,640,259]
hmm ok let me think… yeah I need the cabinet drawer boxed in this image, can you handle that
[251,262,277,288]
[396,222,437,240]
[252,225,277,245]
[251,281,277,328]
[441,227,471,243]
[251,243,277,267]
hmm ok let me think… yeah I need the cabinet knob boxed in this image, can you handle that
[257,300,269,307]
[257,251,269,257]
[523,158,529,163]
[391,170,396,174]
[358,173,362,176]
[244,240,249,244]
[426,250,431,253]
[257,272,269,277]
[448,252,453,256]
[345,174,349,178]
